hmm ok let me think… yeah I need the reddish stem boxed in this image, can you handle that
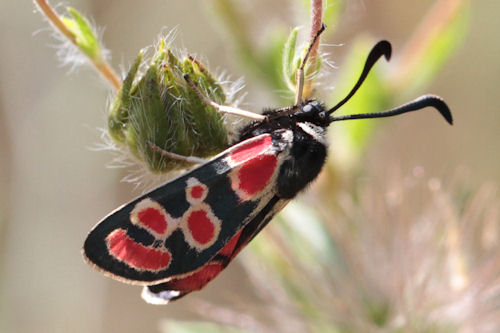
[35,0,122,91]
[308,0,323,66]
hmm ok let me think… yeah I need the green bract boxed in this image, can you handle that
[281,27,322,99]
[61,7,101,60]
[282,27,299,92]
[108,40,229,173]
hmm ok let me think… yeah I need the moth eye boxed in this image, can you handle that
[303,104,313,113]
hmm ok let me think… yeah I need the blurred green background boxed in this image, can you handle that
[0,0,498,332]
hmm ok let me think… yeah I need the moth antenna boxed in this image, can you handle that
[295,23,327,107]
[329,94,453,125]
[183,74,266,121]
[327,40,392,115]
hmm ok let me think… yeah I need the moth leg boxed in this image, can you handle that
[269,23,327,120]
[183,74,266,121]
[146,141,207,164]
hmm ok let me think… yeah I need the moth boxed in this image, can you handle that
[83,25,452,304]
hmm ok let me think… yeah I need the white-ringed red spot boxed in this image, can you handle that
[130,198,178,238]
[138,208,166,234]
[230,135,273,164]
[181,203,221,251]
[229,154,278,201]
[187,210,215,244]
[191,186,204,199]
[239,154,277,195]
[186,177,208,204]
[106,229,171,272]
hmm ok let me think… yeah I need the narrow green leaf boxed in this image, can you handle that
[400,4,469,94]
[278,201,339,267]
[62,7,101,60]
[282,27,299,92]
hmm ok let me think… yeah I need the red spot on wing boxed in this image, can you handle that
[237,154,277,196]
[230,135,272,163]
[187,210,215,245]
[218,230,243,257]
[190,185,204,200]
[160,262,225,293]
[106,229,171,271]
[137,207,168,234]
[148,230,249,299]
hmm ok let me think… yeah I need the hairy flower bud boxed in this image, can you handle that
[108,40,229,173]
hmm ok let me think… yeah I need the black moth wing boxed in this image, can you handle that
[83,132,292,284]
[142,196,290,303]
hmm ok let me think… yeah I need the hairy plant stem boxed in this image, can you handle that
[302,0,323,98]
[34,0,122,91]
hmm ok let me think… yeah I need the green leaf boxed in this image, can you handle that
[277,201,339,268]
[399,3,469,94]
[61,7,101,60]
[282,27,299,92]
[260,29,294,102]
